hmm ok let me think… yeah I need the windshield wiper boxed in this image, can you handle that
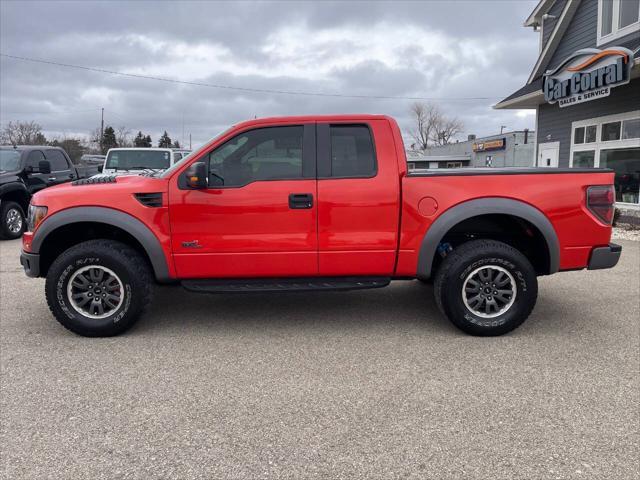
[129,166,163,171]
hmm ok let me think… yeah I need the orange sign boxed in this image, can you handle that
[472,139,505,152]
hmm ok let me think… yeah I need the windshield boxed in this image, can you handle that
[0,150,21,172]
[161,127,233,178]
[105,150,171,170]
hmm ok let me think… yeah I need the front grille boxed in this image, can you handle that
[134,192,163,208]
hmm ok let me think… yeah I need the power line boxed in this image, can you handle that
[1,53,501,102]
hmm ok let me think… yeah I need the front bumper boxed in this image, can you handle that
[20,251,40,277]
[588,243,622,270]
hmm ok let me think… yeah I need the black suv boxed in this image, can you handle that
[0,146,100,239]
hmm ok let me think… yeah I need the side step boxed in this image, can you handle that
[181,277,391,293]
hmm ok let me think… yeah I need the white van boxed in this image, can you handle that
[102,148,190,176]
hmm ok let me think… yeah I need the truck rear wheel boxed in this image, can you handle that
[45,240,153,337]
[433,239,537,336]
[0,201,26,240]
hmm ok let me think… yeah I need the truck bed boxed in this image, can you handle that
[397,167,616,276]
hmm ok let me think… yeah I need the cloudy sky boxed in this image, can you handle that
[1,0,539,149]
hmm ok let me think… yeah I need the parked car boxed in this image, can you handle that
[171,149,192,162]
[78,154,106,166]
[19,115,620,337]
[0,146,101,239]
[101,148,188,176]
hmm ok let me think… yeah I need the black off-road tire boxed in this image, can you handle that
[0,201,26,240]
[434,239,538,336]
[45,240,153,337]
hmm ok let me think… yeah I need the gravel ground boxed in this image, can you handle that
[1,238,639,480]
[613,226,640,242]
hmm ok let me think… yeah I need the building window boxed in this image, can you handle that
[571,111,640,206]
[574,125,597,144]
[600,148,640,204]
[573,150,596,168]
[601,121,621,141]
[445,162,463,168]
[598,0,640,45]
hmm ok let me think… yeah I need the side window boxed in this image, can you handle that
[329,125,376,177]
[25,150,46,170]
[207,126,304,187]
[174,153,182,162]
[45,150,70,171]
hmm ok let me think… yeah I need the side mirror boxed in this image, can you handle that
[184,162,207,189]
[38,160,52,174]
[97,165,103,173]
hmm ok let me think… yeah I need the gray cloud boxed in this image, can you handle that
[1,0,539,147]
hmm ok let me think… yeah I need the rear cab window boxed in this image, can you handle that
[45,150,70,171]
[106,150,171,170]
[318,123,377,178]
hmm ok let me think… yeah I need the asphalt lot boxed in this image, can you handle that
[1,238,638,480]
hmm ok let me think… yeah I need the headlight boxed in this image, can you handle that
[27,205,48,232]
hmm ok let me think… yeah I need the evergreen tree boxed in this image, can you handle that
[101,126,117,154]
[134,131,146,147]
[158,131,172,148]
[144,135,152,147]
[173,140,181,148]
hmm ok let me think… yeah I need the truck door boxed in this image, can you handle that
[44,149,75,185]
[169,124,318,278]
[316,120,400,276]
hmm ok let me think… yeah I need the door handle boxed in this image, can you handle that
[288,193,313,209]
[47,177,56,182]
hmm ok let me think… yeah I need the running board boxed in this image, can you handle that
[181,277,391,293]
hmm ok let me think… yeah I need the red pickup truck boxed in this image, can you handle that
[20,115,621,337]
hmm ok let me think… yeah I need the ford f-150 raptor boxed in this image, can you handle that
[19,115,621,337]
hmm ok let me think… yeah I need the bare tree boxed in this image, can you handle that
[409,102,464,149]
[431,117,464,146]
[116,126,132,147]
[409,102,439,151]
[1,120,47,145]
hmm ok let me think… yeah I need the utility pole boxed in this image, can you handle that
[189,133,192,150]
[100,107,104,153]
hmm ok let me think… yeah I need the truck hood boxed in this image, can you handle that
[32,174,169,207]
[0,169,22,185]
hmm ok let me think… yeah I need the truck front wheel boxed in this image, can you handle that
[0,201,26,239]
[45,240,153,337]
[433,239,538,336]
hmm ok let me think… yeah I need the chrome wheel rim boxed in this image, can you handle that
[6,208,23,233]
[67,266,124,319]
[462,265,517,318]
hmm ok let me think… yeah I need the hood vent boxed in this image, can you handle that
[72,175,117,185]
[135,192,163,208]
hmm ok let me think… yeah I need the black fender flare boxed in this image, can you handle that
[416,198,560,279]
[0,183,31,209]
[31,206,171,282]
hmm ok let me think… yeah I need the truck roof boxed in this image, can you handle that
[233,114,395,128]
[0,145,65,151]
[106,148,173,152]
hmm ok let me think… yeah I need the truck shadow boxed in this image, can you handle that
[132,280,459,336]
[127,278,583,338]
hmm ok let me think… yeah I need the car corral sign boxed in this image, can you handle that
[542,47,633,108]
